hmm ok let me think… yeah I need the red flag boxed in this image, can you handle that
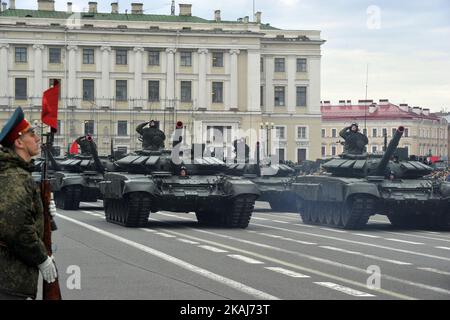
[69,141,79,155]
[41,83,59,131]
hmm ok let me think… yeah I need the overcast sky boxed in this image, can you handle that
[12,0,450,111]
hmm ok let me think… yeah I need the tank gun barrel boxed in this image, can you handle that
[86,135,105,174]
[376,126,404,175]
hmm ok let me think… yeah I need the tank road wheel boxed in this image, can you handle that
[105,192,152,227]
[217,195,257,228]
[309,202,320,224]
[341,196,375,230]
[318,202,327,224]
[332,205,342,227]
[195,210,216,226]
[269,196,297,212]
[325,203,334,226]
[54,185,82,210]
[299,201,312,224]
[387,212,417,229]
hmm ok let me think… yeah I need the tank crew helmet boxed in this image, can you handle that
[0,107,36,148]
[350,123,359,131]
[180,166,188,177]
[149,120,156,127]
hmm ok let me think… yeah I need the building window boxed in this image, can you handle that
[49,79,61,99]
[212,82,223,103]
[296,86,307,107]
[148,51,160,66]
[404,128,409,137]
[260,57,264,72]
[180,81,192,102]
[331,128,337,138]
[180,51,192,67]
[297,148,307,162]
[148,81,159,102]
[297,126,307,139]
[83,48,94,64]
[116,49,128,65]
[15,78,27,100]
[84,120,94,135]
[260,86,264,107]
[274,86,285,106]
[49,48,61,64]
[115,80,127,101]
[117,146,128,154]
[274,58,285,72]
[207,126,232,144]
[331,145,336,156]
[321,146,326,157]
[363,128,367,136]
[321,129,326,138]
[276,148,285,162]
[212,52,223,67]
[391,128,397,137]
[382,128,387,137]
[372,128,377,137]
[296,58,307,72]
[275,126,286,140]
[117,121,128,136]
[15,47,27,63]
[372,146,377,153]
[83,79,94,101]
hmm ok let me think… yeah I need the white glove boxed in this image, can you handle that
[49,199,57,217]
[38,256,58,283]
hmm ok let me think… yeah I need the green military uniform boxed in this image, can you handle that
[0,147,48,299]
[136,121,166,150]
[75,135,95,156]
[339,125,369,155]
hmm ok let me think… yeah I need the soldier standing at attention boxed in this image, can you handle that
[0,107,57,300]
[339,123,369,155]
[136,120,166,150]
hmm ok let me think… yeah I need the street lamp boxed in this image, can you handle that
[260,122,274,157]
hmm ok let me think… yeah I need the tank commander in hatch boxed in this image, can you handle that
[136,120,166,151]
[339,123,368,155]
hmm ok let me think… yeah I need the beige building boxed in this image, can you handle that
[0,1,324,162]
[321,99,448,159]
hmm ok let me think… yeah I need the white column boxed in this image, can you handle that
[308,57,321,114]
[287,55,296,112]
[165,48,176,108]
[67,45,78,107]
[197,48,208,109]
[133,47,144,108]
[100,46,111,108]
[0,44,9,105]
[265,56,274,112]
[229,49,240,110]
[247,50,261,112]
[33,44,44,105]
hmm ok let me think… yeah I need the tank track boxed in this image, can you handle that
[54,185,82,210]
[300,196,375,230]
[105,192,152,227]
[268,194,297,212]
[387,210,450,230]
[196,195,257,228]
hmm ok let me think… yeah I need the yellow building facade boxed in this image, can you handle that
[0,1,324,162]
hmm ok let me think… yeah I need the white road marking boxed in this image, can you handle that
[198,245,228,253]
[385,231,450,243]
[141,229,157,233]
[385,238,424,245]
[55,213,279,300]
[320,246,412,265]
[251,222,450,262]
[272,220,290,224]
[293,223,315,228]
[314,282,375,297]
[155,232,176,238]
[228,254,264,264]
[435,246,450,251]
[177,239,200,245]
[353,233,380,238]
[319,227,348,233]
[252,217,270,221]
[257,232,316,245]
[418,268,450,276]
[265,267,310,278]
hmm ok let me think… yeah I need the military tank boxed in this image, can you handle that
[51,136,113,210]
[226,141,298,212]
[293,126,450,230]
[99,121,260,228]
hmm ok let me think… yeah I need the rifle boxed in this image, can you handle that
[41,128,62,300]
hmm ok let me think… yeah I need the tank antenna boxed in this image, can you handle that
[364,63,369,132]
